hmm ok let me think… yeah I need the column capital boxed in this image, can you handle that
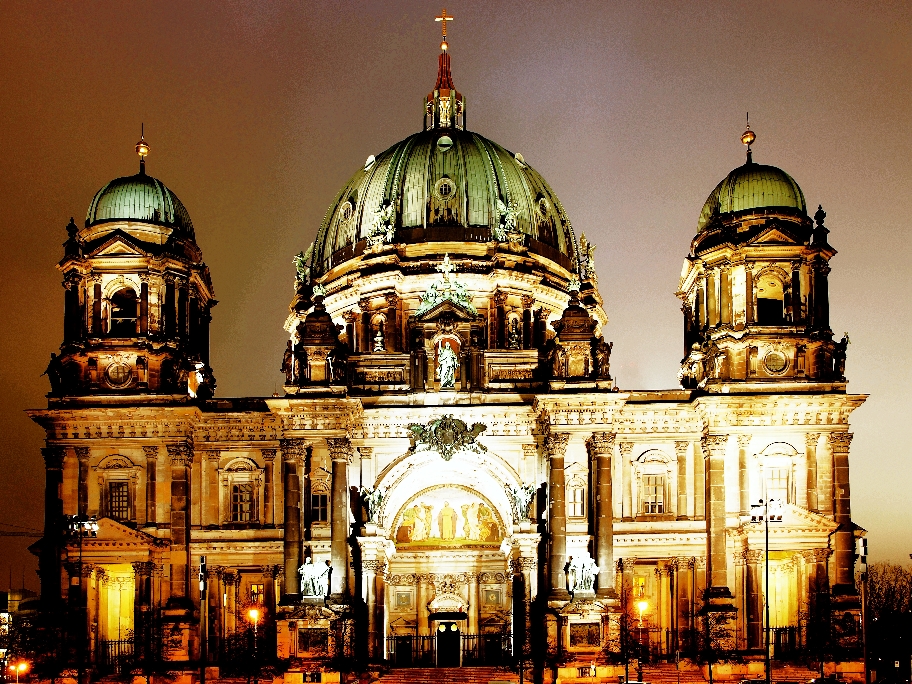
[736,434,752,448]
[618,441,634,457]
[279,438,309,462]
[342,310,359,324]
[673,440,689,458]
[544,432,569,458]
[327,437,354,463]
[362,559,387,574]
[132,561,154,576]
[813,547,832,562]
[828,432,853,453]
[492,290,508,307]
[261,448,277,462]
[385,292,399,307]
[744,549,763,564]
[167,443,193,467]
[75,446,90,462]
[143,445,159,460]
[358,297,371,311]
[702,434,728,455]
[358,447,374,459]
[42,445,65,469]
[521,294,535,310]
[805,432,821,448]
[586,432,615,456]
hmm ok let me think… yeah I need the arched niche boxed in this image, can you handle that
[390,484,506,548]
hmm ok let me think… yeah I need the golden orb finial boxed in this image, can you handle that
[741,113,755,163]
[135,124,150,173]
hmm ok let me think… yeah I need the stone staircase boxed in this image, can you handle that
[641,663,707,684]
[771,664,820,682]
[375,667,519,684]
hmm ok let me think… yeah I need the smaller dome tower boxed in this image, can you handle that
[46,131,217,399]
[677,122,846,390]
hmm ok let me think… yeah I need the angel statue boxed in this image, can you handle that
[495,198,520,240]
[360,485,385,524]
[507,483,536,522]
[293,242,313,288]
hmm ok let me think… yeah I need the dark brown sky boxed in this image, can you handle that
[1,1,909,591]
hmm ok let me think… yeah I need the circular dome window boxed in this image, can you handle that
[436,135,453,152]
[434,178,456,202]
[338,201,354,224]
[763,350,788,375]
[105,362,132,388]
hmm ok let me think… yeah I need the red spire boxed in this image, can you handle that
[435,51,455,90]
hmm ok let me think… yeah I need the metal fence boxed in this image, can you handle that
[97,639,134,675]
[385,632,512,668]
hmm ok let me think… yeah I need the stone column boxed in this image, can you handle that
[363,559,386,659]
[675,441,688,520]
[385,293,400,352]
[805,433,820,513]
[707,270,719,327]
[620,441,633,520]
[167,443,193,607]
[40,446,65,606]
[745,549,763,649]
[693,441,705,521]
[327,437,353,597]
[817,433,834,516]
[702,435,732,599]
[133,561,153,661]
[587,432,616,597]
[737,434,751,516]
[720,265,732,325]
[521,295,534,349]
[262,449,277,527]
[144,446,158,527]
[92,280,102,335]
[493,291,507,349]
[206,450,220,527]
[468,573,480,634]
[830,432,855,591]
[75,446,90,517]
[359,297,371,353]
[546,433,571,598]
[280,439,306,602]
[417,575,430,636]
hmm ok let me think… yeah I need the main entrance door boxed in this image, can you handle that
[436,621,460,667]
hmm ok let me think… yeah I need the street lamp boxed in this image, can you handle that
[636,600,649,680]
[8,661,28,684]
[247,608,261,684]
[65,516,98,684]
[750,498,782,684]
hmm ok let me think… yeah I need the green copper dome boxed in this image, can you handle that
[697,162,806,232]
[310,128,578,278]
[86,172,194,237]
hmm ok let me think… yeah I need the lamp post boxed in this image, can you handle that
[750,498,782,684]
[8,661,28,684]
[636,600,648,679]
[247,608,260,684]
[65,515,98,684]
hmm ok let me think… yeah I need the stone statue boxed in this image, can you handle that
[360,485,385,524]
[281,340,294,384]
[593,338,612,379]
[496,198,519,241]
[570,556,599,592]
[508,483,536,522]
[549,343,566,378]
[373,322,385,352]
[327,345,348,384]
[42,353,63,394]
[507,318,521,349]
[833,333,850,378]
[436,341,459,388]
[293,243,313,288]
[299,557,330,597]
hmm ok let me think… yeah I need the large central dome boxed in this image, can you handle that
[310,51,578,279]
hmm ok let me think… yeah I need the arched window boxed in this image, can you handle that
[219,457,263,526]
[756,274,785,325]
[633,449,674,518]
[109,287,138,336]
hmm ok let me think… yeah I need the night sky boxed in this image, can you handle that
[1,1,909,592]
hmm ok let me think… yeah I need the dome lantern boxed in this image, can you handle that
[426,9,465,131]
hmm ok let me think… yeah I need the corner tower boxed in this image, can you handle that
[48,131,216,399]
[677,123,845,390]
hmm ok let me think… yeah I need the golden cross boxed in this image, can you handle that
[435,8,454,38]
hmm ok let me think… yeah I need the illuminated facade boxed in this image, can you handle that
[29,26,865,683]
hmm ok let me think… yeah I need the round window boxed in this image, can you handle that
[105,362,132,388]
[338,201,353,223]
[436,135,453,152]
[763,350,788,374]
[434,178,456,201]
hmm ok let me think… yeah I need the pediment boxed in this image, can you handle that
[415,298,477,323]
[78,518,166,548]
[89,233,149,258]
[747,226,800,246]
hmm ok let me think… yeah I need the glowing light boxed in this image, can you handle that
[248,607,260,624]
[637,600,648,613]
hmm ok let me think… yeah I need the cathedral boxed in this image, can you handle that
[28,15,866,684]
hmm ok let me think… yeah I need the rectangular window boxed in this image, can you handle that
[766,467,790,504]
[568,487,586,517]
[311,493,328,522]
[231,483,254,522]
[108,481,130,521]
[250,583,264,604]
[642,475,665,514]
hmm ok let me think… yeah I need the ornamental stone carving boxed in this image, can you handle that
[261,448,277,462]
[326,438,354,463]
[167,443,193,467]
[805,432,820,448]
[828,432,853,453]
[280,438,309,462]
[586,432,615,455]
[406,414,487,462]
[75,446,90,462]
[143,445,159,460]
[674,441,688,458]
[702,435,728,456]
[544,432,569,458]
